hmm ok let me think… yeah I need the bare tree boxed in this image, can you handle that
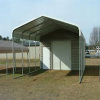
[89,27,100,49]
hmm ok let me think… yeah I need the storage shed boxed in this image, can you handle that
[13,16,85,82]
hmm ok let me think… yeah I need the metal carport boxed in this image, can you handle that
[0,40,28,76]
[12,16,85,83]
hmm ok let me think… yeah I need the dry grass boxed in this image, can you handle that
[0,58,100,100]
[86,58,100,66]
[89,51,96,55]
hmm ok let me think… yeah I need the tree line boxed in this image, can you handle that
[0,35,10,41]
[0,35,29,43]
[0,35,22,43]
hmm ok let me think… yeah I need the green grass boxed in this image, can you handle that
[0,62,6,64]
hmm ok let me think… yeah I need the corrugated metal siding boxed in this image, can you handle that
[71,38,79,70]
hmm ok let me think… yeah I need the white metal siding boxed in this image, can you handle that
[52,41,71,70]
[43,47,50,69]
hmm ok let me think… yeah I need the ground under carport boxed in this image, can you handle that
[0,59,100,100]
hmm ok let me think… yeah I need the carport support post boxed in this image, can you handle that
[28,39,30,72]
[14,53,16,72]
[6,53,8,74]
[40,42,41,69]
[12,34,15,78]
[99,66,100,81]
[21,37,24,75]
[81,48,82,79]
[27,53,29,71]
[79,31,82,83]
[35,36,37,70]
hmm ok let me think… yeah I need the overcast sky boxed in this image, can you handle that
[0,0,100,43]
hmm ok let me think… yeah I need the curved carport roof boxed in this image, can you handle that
[13,16,79,41]
[0,40,29,53]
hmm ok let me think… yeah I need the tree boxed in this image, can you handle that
[3,36,9,41]
[6,36,9,41]
[89,27,100,49]
[85,43,88,51]
[13,37,21,43]
[0,35,2,40]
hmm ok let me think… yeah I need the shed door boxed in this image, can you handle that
[43,47,50,69]
[52,41,71,70]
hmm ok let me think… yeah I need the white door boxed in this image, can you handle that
[43,47,50,69]
[52,41,71,70]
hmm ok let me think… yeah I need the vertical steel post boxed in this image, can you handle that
[79,29,81,83]
[40,42,41,69]
[14,53,16,72]
[12,35,15,78]
[6,53,8,74]
[27,53,29,70]
[29,40,30,72]
[35,36,37,70]
[79,38,81,83]
[99,66,100,81]
[21,37,24,75]
[99,27,100,81]
[81,48,82,78]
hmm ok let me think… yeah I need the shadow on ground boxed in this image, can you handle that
[66,65,99,76]
[0,67,48,78]
[84,65,99,76]
[0,65,99,77]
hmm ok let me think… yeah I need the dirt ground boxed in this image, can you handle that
[0,58,100,100]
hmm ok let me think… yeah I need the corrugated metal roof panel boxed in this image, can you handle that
[13,16,79,41]
[0,40,29,53]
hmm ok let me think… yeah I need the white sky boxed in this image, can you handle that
[0,0,100,43]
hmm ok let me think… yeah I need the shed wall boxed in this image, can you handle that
[40,29,79,70]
